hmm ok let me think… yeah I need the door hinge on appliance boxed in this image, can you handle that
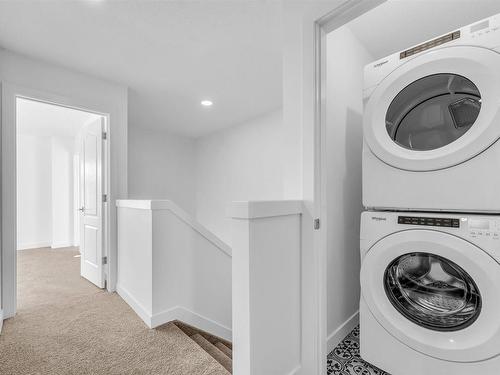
[102,132,107,140]
[314,218,320,230]
[102,256,108,265]
[102,194,108,203]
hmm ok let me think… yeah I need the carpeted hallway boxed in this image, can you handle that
[0,247,230,375]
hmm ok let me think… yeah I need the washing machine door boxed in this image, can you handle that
[364,45,500,171]
[360,230,500,362]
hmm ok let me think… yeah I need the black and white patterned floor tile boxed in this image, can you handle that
[327,326,390,375]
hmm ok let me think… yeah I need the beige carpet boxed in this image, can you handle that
[0,247,230,375]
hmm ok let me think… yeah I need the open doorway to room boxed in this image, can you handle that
[319,2,500,374]
[16,97,107,313]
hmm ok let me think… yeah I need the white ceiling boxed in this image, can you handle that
[6,1,498,138]
[348,0,500,60]
[0,1,283,137]
[17,98,100,138]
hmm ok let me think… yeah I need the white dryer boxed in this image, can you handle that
[363,14,500,212]
[360,211,500,375]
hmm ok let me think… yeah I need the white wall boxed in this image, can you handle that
[127,110,284,246]
[1,48,128,317]
[128,127,196,215]
[16,134,52,250]
[51,136,75,248]
[17,134,80,250]
[195,110,284,245]
[325,26,373,349]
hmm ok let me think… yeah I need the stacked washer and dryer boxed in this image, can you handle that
[359,14,500,375]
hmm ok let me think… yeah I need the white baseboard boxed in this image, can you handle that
[117,284,232,341]
[18,241,75,250]
[17,241,51,250]
[0,309,3,334]
[327,310,359,354]
[151,305,232,342]
[116,284,153,328]
[51,241,73,249]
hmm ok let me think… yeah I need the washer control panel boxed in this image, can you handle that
[398,215,460,228]
[467,218,500,240]
[396,215,500,242]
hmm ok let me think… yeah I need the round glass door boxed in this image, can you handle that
[384,252,481,331]
[385,74,481,151]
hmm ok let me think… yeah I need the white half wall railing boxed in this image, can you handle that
[230,200,303,375]
[116,200,232,341]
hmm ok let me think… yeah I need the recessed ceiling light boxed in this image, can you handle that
[201,100,213,107]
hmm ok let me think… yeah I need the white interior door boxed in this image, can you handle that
[73,154,80,248]
[79,117,105,288]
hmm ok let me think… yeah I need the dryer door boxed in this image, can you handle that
[364,45,500,171]
[361,230,500,362]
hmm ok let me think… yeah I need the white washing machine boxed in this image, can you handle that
[363,13,500,212]
[360,211,500,375]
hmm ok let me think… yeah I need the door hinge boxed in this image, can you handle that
[102,194,108,203]
[314,218,320,230]
[102,256,108,265]
[102,132,107,140]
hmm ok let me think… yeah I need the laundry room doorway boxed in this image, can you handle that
[313,1,500,373]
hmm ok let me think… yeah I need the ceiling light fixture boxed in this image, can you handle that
[201,100,213,107]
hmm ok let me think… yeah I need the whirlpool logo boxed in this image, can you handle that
[371,216,387,221]
[373,59,388,68]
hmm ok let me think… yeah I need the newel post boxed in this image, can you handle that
[230,200,303,375]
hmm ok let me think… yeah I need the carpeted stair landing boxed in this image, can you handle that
[0,247,232,375]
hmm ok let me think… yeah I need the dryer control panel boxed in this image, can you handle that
[363,12,500,96]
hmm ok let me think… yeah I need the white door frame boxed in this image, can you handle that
[1,82,111,318]
[311,0,386,371]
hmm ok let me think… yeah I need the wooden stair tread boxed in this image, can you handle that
[191,333,232,373]
[215,342,232,359]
